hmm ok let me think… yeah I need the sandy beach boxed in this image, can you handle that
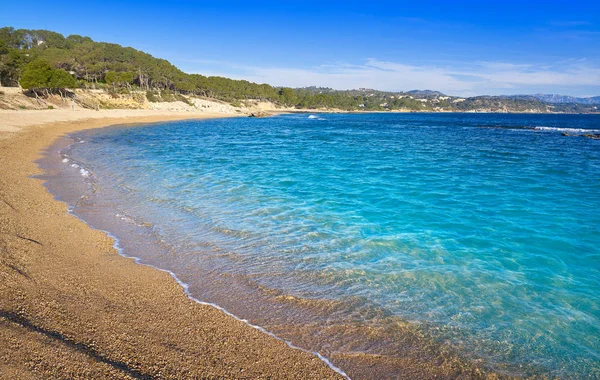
[2,9,597,377]
[0,109,344,379]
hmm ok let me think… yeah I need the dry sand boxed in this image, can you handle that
[0,109,344,379]
[0,108,242,135]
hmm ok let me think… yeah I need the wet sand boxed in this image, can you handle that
[0,110,344,379]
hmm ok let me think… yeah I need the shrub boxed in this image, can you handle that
[132,92,146,103]
[146,91,159,102]
[175,93,193,106]
[160,89,176,102]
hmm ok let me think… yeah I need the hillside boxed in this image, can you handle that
[0,26,598,114]
[507,94,600,105]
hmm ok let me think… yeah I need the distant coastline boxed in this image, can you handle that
[1,27,598,115]
[1,86,599,117]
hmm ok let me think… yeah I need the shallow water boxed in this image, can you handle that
[42,113,600,377]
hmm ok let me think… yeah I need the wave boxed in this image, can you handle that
[478,125,600,133]
[533,127,600,133]
[66,158,92,178]
[44,133,351,379]
[62,202,350,379]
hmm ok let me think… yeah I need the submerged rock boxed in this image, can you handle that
[561,132,600,139]
[583,134,600,140]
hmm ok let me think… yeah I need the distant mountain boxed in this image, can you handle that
[508,94,600,105]
[406,89,446,97]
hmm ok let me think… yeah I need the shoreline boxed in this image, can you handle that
[284,109,600,115]
[35,113,503,380]
[0,109,345,378]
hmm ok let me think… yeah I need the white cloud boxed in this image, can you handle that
[184,58,600,97]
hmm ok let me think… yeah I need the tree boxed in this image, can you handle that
[0,43,23,86]
[279,87,297,106]
[104,71,118,86]
[19,59,54,93]
[48,68,77,97]
[20,59,75,97]
[105,71,134,90]
[0,27,20,48]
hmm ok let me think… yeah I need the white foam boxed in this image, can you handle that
[308,115,318,119]
[534,127,600,133]
[58,209,350,379]
[79,168,90,177]
[116,213,134,223]
[62,158,70,163]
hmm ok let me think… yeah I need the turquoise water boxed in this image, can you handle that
[53,113,599,377]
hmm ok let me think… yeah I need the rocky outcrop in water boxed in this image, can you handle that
[583,134,600,140]
[248,112,270,118]
[561,132,600,139]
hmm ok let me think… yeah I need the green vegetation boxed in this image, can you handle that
[19,59,76,96]
[0,27,286,103]
[105,71,134,90]
[0,26,598,113]
[145,90,159,102]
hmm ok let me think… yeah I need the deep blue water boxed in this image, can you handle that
[56,113,600,377]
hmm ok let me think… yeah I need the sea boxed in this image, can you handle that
[39,113,600,378]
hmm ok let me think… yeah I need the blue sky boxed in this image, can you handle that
[2,0,599,96]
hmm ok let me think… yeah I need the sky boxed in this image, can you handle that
[2,0,600,97]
